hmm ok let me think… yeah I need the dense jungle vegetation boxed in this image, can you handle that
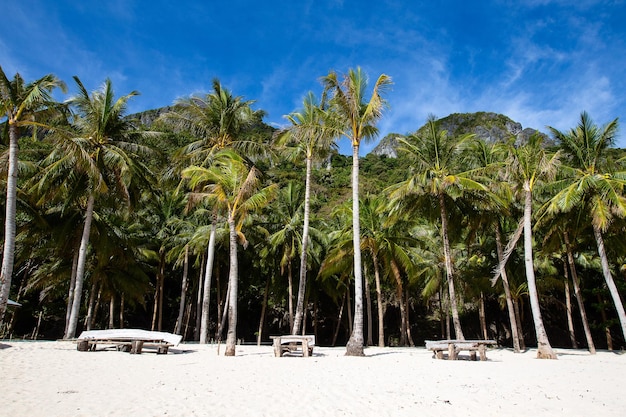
[2,67,626,356]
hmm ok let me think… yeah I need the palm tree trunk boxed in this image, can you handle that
[0,124,19,323]
[596,294,613,350]
[390,259,408,346]
[287,261,294,331]
[495,224,521,352]
[65,249,79,335]
[364,264,373,346]
[292,156,312,335]
[479,292,488,340]
[175,245,189,335]
[108,295,115,329]
[513,297,526,350]
[346,144,365,356]
[84,281,98,331]
[224,215,239,356]
[523,186,556,359]
[332,291,347,346]
[257,276,271,346]
[563,268,577,349]
[157,251,165,331]
[120,294,125,329]
[200,217,217,344]
[66,194,95,339]
[371,251,385,347]
[405,288,415,347]
[439,193,464,340]
[592,224,626,341]
[564,231,596,354]
[194,255,204,341]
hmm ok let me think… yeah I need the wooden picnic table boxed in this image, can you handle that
[270,335,315,357]
[425,339,497,361]
[76,329,182,355]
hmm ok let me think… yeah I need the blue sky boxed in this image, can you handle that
[2,0,625,154]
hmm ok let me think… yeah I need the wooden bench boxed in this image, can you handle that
[425,339,497,361]
[76,338,173,354]
[76,329,182,355]
[270,335,315,357]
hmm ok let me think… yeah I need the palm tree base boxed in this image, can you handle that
[536,345,557,359]
[345,337,365,356]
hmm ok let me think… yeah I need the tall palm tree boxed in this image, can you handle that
[183,150,277,356]
[277,91,337,335]
[0,67,66,321]
[322,67,392,356]
[547,112,626,341]
[387,116,486,340]
[159,79,264,343]
[34,77,152,338]
[466,139,523,352]
[500,134,559,359]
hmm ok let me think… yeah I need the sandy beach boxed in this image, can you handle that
[1,341,624,417]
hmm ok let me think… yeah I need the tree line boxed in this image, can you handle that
[1,65,625,358]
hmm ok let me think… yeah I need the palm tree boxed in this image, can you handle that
[387,116,486,341]
[262,182,305,330]
[547,112,626,341]
[500,134,559,359]
[34,77,152,338]
[466,139,523,352]
[0,67,66,321]
[183,150,277,356]
[322,67,392,356]
[159,79,265,343]
[277,91,337,335]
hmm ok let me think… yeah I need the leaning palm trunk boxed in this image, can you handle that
[293,158,313,335]
[65,195,96,339]
[523,187,556,359]
[495,224,521,352]
[346,144,365,356]
[0,125,19,323]
[563,231,595,354]
[439,193,464,340]
[224,216,239,356]
[200,217,217,344]
[64,250,79,335]
[592,224,626,341]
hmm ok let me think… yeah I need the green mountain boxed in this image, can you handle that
[371,112,553,157]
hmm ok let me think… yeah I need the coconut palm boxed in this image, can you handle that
[466,139,523,352]
[387,116,487,340]
[183,150,277,356]
[159,79,265,343]
[547,112,626,342]
[322,67,392,356]
[33,77,153,338]
[277,91,337,335]
[498,134,559,359]
[0,67,66,321]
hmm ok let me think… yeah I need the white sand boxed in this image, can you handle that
[1,341,624,417]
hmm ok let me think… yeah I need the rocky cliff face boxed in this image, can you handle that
[371,112,552,157]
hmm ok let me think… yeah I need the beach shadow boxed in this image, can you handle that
[0,342,12,350]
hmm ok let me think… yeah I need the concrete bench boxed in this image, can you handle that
[425,339,497,361]
[270,335,315,357]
